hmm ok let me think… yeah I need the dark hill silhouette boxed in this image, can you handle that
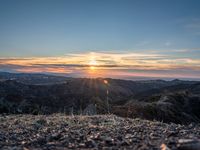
[0,72,200,124]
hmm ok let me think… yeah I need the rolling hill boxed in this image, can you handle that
[0,72,200,124]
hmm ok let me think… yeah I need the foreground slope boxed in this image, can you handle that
[0,114,200,150]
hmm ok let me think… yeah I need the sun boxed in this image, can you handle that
[89,59,98,70]
[90,66,95,70]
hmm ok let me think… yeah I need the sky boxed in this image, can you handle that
[0,0,200,80]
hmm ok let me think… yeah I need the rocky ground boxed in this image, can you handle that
[0,114,200,150]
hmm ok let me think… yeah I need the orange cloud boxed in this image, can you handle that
[0,51,199,79]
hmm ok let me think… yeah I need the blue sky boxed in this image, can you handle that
[0,0,200,79]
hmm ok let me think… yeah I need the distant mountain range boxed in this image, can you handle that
[0,72,200,124]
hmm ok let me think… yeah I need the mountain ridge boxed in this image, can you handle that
[0,72,200,124]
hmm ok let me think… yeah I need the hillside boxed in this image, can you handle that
[1,114,200,150]
[0,72,200,124]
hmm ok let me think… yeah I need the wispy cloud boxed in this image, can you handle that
[184,18,200,35]
[0,51,199,79]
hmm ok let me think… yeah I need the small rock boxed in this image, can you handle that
[178,139,196,144]
[34,137,46,145]
[51,133,62,140]
[104,137,114,146]
[121,139,130,146]
[85,139,96,148]
[21,141,26,145]
[125,134,133,139]
[78,143,86,148]
[167,131,178,137]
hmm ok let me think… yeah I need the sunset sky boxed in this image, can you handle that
[0,0,200,80]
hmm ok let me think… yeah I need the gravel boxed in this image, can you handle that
[0,114,200,150]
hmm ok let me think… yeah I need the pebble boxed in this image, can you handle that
[85,139,97,148]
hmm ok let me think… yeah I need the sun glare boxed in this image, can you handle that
[89,60,97,66]
[88,59,98,71]
[90,66,95,70]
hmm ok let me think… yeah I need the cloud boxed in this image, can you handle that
[0,51,199,79]
[184,18,200,35]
